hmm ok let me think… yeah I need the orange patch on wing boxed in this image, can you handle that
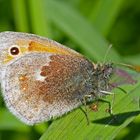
[16,40,29,53]
[28,41,78,56]
[19,75,29,92]
[19,75,28,81]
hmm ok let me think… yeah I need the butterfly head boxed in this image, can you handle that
[92,63,114,97]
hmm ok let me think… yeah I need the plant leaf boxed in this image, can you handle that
[44,0,120,62]
[0,108,30,132]
[40,76,140,140]
[12,0,30,32]
[89,0,125,36]
[28,0,51,37]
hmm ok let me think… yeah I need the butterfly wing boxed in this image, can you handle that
[1,53,94,125]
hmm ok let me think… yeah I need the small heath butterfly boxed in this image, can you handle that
[0,31,132,125]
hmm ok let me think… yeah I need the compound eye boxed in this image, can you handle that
[9,45,20,56]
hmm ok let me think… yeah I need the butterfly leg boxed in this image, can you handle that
[98,93,115,117]
[99,90,116,115]
[98,96,117,124]
[80,95,92,125]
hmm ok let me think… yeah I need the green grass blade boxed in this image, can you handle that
[40,79,140,140]
[89,0,125,36]
[44,0,120,62]
[12,0,29,32]
[0,109,30,132]
[28,0,50,37]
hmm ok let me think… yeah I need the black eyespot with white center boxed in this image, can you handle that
[9,45,20,56]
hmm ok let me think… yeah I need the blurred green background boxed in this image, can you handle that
[0,0,140,140]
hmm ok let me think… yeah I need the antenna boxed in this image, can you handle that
[103,44,113,64]
[115,62,140,72]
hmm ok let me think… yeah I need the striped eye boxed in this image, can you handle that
[9,45,20,56]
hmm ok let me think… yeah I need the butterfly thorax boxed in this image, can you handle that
[91,63,114,98]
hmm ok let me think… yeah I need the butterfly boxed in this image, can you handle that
[0,31,138,125]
